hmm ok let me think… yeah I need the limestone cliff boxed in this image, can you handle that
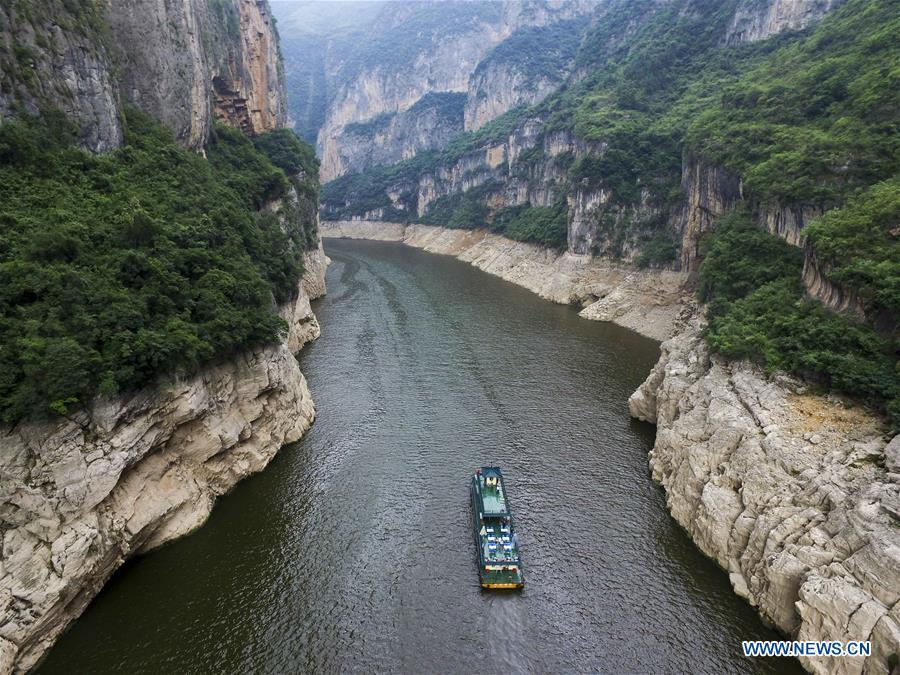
[629,321,900,674]
[0,3,122,152]
[463,20,582,132]
[0,0,286,151]
[105,0,285,147]
[328,93,467,178]
[319,0,850,269]
[671,156,862,321]
[323,115,664,262]
[0,2,316,671]
[307,0,594,181]
[726,0,848,43]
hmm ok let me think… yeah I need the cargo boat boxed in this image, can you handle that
[471,467,525,589]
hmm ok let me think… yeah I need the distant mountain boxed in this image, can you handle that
[272,0,595,177]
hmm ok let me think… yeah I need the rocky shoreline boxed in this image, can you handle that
[321,220,691,341]
[630,322,900,675]
[0,246,327,674]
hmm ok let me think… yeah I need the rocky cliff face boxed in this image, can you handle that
[671,157,743,270]
[727,0,848,43]
[671,156,863,320]
[327,93,466,179]
[312,0,595,181]
[103,0,286,148]
[0,2,316,671]
[324,113,666,261]
[0,0,286,152]
[629,321,900,674]
[464,60,563,133]
[316,15,501,182]
[320,0,852,270]
[0,3,122,152]
[462,19,581,132]
[0,248,326,675]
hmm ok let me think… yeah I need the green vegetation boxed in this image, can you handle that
[320,0,781,240]
[325,0,898,251]
[408,91,466,124]
[699,216,899,428]
[634,232,677,269]
[419,182,499,230]
[0,109,318,423]
[344,112,393,137]
[319,0,900,423]
[416,191,569,251]
[491,202,569,251]
[252,127,321,248]
[474,20,582,82]
[804,177,900,321]
[343,93,466,140]
[686,0,900,206]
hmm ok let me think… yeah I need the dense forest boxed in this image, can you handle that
[0,109,319,423]
[318,0,899,427]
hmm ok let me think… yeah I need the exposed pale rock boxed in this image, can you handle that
[316,0,595,180]
[727,0,847,44]
[322,221,690,341]
[0,256,326,673]
[0,0,286,153]
[104,0,286,148]
[630,323,899,674]
[280,244,327,353]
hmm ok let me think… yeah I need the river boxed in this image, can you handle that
[38,239,800,674]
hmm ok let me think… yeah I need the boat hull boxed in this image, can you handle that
[471,468,525,590]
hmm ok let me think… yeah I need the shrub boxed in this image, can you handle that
[492,201,569,250]
[804,177,900,319]
[635,232,677,268]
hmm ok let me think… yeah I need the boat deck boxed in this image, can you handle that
[480,484,507,515]
[472,468,523,589]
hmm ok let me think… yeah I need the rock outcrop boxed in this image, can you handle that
[671,156,866,324]
[322,220,689,341]
[463,20,579,132]
[727,0,848,44]
[672,157,743,270]
[0,3,316,672]
[104,0,286,148]
[0,3,123,152]
[0,0,286,152]
[0,249,326,674]
[325,93,466,179]
[312,0,595,181]
[801,246,866,320]
[629,322,900,674]
[319,1,850,270]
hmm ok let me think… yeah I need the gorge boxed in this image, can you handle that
[283,0,899,672]
[0,0,897,673]
[35,238,803,674]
